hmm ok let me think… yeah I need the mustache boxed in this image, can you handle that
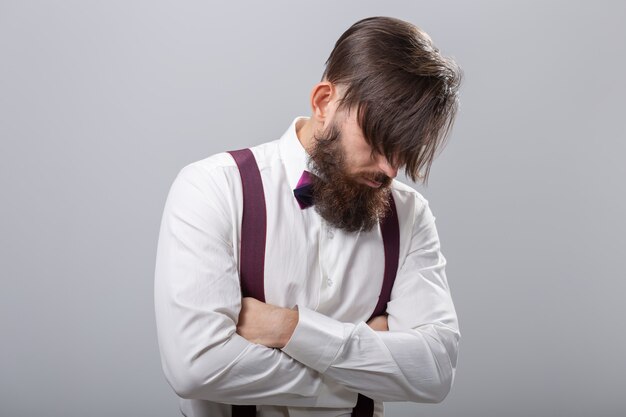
[362,173,392,187]
[375,174,391,184]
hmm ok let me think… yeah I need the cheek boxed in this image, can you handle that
[342,140,375,170]
[344,160,378,180]
[353,153,379,176]
[337,119,377,173]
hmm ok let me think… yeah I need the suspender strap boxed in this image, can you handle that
[369,193,400,320]
[231,404,255,417]
[352,193,400,417]
[227,149,267,302]
[228,149,267,417]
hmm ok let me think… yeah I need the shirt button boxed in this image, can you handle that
[326,277,333,287]
[327,230,334,239]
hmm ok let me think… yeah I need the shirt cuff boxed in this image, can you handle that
[281,305,349,373]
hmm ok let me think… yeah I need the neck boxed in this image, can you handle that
[296,116,316,155]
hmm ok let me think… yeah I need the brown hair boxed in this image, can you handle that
[322,16,463,184]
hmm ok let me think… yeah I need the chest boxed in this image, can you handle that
[237,169,390,324]
[263,201,387,323]
[227,149,400,325]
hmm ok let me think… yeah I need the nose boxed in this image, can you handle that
[378,156,399,179]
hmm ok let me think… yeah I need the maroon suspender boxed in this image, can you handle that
[227,148,400,417]
[227,149,267,303]
[227,149,266,417]
[352,194,400,417]
[370,195,400,320]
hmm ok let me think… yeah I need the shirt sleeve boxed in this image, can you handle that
[154,163,358,408]
[280,194,460,404]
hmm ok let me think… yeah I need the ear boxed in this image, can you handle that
[309,81,341,127]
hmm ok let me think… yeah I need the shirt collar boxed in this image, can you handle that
[279,115,315,191]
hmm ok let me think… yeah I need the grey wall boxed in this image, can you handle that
[1,1,625,416]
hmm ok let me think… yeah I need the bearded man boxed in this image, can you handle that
[154,15,463,417]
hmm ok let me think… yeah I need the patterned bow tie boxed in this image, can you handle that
[293,170,316,209]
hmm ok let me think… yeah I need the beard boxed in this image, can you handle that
[307,118,393,233]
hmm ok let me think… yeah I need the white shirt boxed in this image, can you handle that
[154,116,460,417]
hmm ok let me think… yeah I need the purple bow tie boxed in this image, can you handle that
[293,170,316,209]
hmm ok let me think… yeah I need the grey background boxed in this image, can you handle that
[1,1,625,416]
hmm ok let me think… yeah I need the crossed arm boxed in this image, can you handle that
[236,296,389,348]
[154,164,460,407]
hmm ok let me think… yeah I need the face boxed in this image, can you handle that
[307,108,400,233]
[334,109,399,186]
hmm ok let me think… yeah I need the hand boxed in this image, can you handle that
[367,314,389,331]
[236,297,298,348]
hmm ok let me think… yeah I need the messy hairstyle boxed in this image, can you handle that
[322,16,463,184]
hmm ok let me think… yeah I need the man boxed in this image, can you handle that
[154,16,462,417]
